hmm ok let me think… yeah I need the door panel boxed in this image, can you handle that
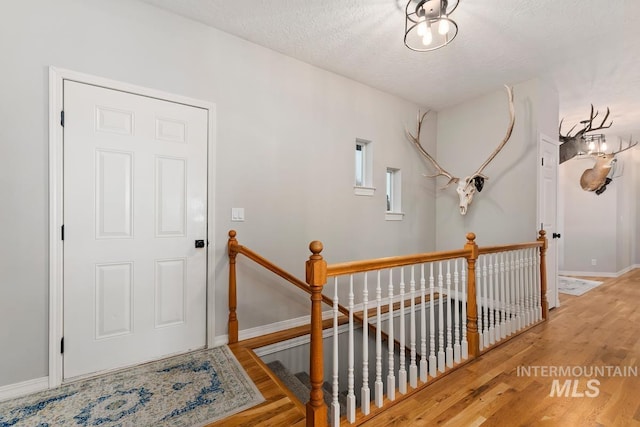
[539,135,559,309]
[63,80,208,379]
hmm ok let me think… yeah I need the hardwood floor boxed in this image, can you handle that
[217,269,640,426]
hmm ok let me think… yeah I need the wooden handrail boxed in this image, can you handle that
[227,231,351,332]
[478,241,543,255]
[326,248,471,277]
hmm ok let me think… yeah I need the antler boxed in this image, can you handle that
[559,105,613,141]
[612,135,638,155]
[405,110,459,188]
[468,85,516,182]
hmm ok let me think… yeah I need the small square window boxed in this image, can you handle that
[386,168,403,220]
[354,139,375,196]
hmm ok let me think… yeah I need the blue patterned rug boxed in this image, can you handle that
[0,346,264,427]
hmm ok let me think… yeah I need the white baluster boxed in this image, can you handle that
[482,256,489,348]
[428,263,437,378]
[526,249,533,326]
[461,261,468,360]
[398,268,407,395]
[437,262,445,373]
[476,263,484,351]
[420,264,428,382]
[347,275,356,423]
[488,254,495,346]
[453,259,461,363]
[535,248,541,321]
[375,271,383,408]
[387,269,395,402]
[409,266,418,388]
[504,252,513,336]
[445,261,453,368]
[331,277,340,426]
[499,252,506,340]
[516,251,523,331]
[361,273,370,416]
[511,251,517,334]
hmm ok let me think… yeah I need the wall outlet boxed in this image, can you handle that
[591,259,597,266]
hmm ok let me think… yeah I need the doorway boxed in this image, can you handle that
[49,68,216,384]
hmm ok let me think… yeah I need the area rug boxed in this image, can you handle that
[558,276,603,296]
[0,346,264,427]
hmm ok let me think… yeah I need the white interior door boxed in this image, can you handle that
[63,80,208,379]
[538,134,559,309]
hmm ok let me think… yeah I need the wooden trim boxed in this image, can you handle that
[538,230,549,319]
[326,249,471,276]
[478,241,543,255]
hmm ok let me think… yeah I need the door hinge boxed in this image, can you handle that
[60,110,65,127]
[61,337,64,354]
[541,157,544,166]
[61,225,64,241]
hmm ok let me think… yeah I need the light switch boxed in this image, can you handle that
[231,207,245,221]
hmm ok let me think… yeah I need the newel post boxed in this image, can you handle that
[228,230,239,344]
[306,241,328,427]
[464,233,480,358]
[538,230,549,320]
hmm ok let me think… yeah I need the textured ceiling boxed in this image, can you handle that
[139,0,640,138]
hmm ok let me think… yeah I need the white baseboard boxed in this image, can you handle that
[559,270,618,278]
[0,376,49,402]
[559,266,638,278]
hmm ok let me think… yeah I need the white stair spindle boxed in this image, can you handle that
[331,277,340,426]
[361,273,370,416]
[516,251,523,331]
[428,263,437,378]
[476,263,484,351]
[445,261,453,368]
[453,259,461,363]
[499,252,506,340]
[437,262,445,373]
[482,256,489,348]
[510,251,517,335]
[488,254,495,346]
[535,248,542,321]
[420,264,428,382]
[347,275,356,423]
[398,268,407,395]
[375,271,383,408]
[409,266,418,388]
[387,269,395,402]
[461,261,468,360]
[525,249,532,326]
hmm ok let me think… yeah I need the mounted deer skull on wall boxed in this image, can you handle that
[405,85,515,215]
[579,136,637,195]
[559,105,612,163]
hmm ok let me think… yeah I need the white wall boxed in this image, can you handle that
[558,142,638,275]
[0,0,438,387]
[434,79,559,249]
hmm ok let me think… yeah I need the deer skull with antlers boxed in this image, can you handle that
[580,136,638,195]
[406,85,515,215]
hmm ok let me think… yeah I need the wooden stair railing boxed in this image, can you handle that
[228,229,548,427]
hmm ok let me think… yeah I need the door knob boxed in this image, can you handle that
[195,240,205,248]
[552,233,561,239]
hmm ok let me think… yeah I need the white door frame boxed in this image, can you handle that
[537,132,560,309]
[48,67,216,388]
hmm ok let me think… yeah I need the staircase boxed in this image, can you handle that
[267,360,346,417]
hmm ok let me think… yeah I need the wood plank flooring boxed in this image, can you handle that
[215,269,640,426]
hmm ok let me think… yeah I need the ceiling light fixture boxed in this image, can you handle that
[404,0,459,52]
[583,134,607,154]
